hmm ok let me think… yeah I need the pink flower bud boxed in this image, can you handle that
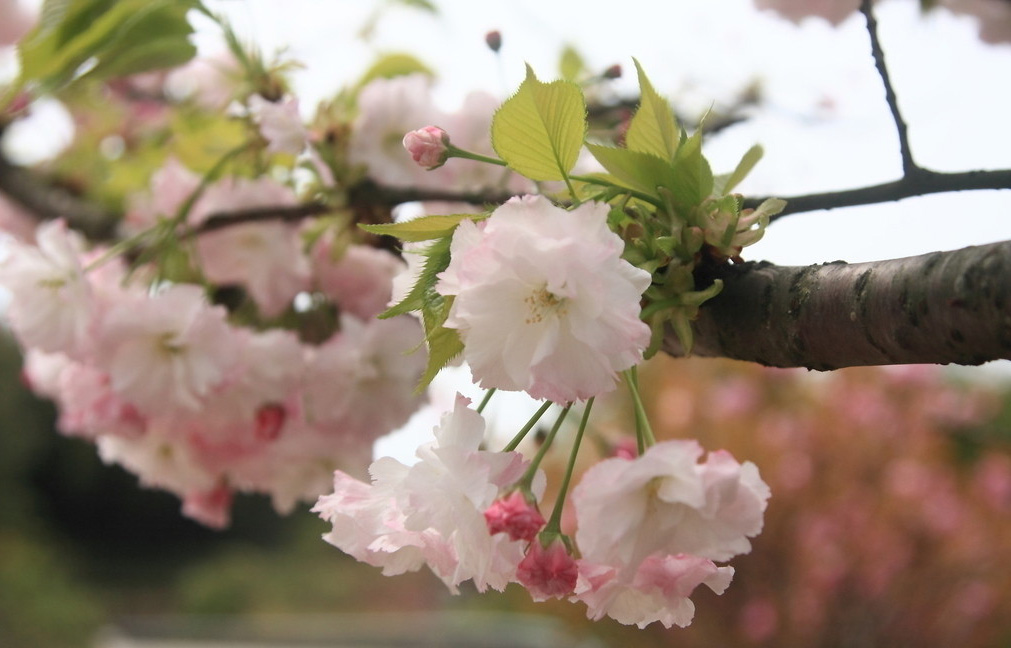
[484,490,545,542]
[485,30,502,53]
[517,537,579,601]
[403,125,450,170]
[255,403,286,441]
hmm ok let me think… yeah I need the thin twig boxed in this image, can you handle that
[861,0,918,176]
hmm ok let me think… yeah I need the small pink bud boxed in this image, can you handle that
[603,64,622,80]
[403,125,450,170]
[516,537,579,601]
[484,490,545,542]
[255,403,286,441]
[612,437,638,460]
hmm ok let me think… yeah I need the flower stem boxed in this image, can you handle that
[502,401,553,452]
[519,403,573,487]
[544,398,593,534]
[623,367,655,453]
[476,388,497,414]
[447,145,508,167]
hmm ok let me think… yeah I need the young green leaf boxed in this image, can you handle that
[360,213,485,243]
[380,234,453,318]
[559,45,585,82]
[625,59,680,161]
[491,65,586,181]
[18,0,201,94]
[417,297,463,390]
[717,144,763,195]
[585,143,675,197]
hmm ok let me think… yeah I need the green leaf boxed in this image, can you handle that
[625,59,680,161]
[491,65,586,182]
[585,144,675,197]
[356,52,434,89]
[417,297,463,390]
[18,0,201,94]
[380,235,453,318]
[558,45,585,82]
[360,213,485,243]
[668,130,714,210]
[717,144,763,196]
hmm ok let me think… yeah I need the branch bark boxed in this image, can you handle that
[665,241,1011,369]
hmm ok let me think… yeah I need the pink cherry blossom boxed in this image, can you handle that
[0,220,93,355]
[196,220,311,317]
[516,538,579,601]
[573,553,734,628]
[349,74,446,188]
[314,395,539,593]
[248,94,308,155]
[182,483,234,529]
[311,241,404,320]
[437,195,651,403]
[0,0,34,46]
[484,490,546,542]
[123,157,200,234]
[574,440,770,568]
[96,284,241,415]
[403,125,450,169]
[302,314,426,441]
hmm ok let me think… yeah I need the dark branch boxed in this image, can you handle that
[665,240,1011,369]
[0,155,117,239]
[861,0,918,176]
[747,168,1011,219]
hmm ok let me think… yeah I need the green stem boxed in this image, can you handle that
[173,142,251,227]
[623,367,655,453]
[476,388,496,414]
[447,145,508,167]
[502,401,553,452]
[519,403,572,487]
[640,297,682,320]
[544,398,593,534]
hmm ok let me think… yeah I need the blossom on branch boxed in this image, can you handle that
[437,195,651,403]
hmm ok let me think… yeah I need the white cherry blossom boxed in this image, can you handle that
[437,195,651,403]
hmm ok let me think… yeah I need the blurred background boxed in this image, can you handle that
[2,0,1011,646]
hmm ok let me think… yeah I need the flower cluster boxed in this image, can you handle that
[315,397,769,628]
[1,206,425,527]
[1,12,779,631]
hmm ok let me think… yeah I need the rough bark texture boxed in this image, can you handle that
[665,241,1011,369]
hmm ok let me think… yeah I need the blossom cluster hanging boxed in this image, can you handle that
[0,4,780,629]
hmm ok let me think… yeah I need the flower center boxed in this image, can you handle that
[524,286,567,325]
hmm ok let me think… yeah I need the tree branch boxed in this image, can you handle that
[861,0,917,175]
[665,240,1011,369]
[0,155,117,239]
[747,168,1011,219]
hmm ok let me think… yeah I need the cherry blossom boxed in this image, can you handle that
[96,284,240,415]
[484,490,546,542]
[314,395,538,593]
[573,553,735,628]
[0,220,93,355]
[311,241,405,320]
[437,195,651,403]
[573,440,770,568]
[247,94,308,155]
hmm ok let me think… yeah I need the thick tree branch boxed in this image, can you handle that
[665,241,1011,369]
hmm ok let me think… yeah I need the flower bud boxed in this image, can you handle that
[485,30,502,53]
[516,536,579,601]
[402,125,450,170]
[484,490,545,542]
